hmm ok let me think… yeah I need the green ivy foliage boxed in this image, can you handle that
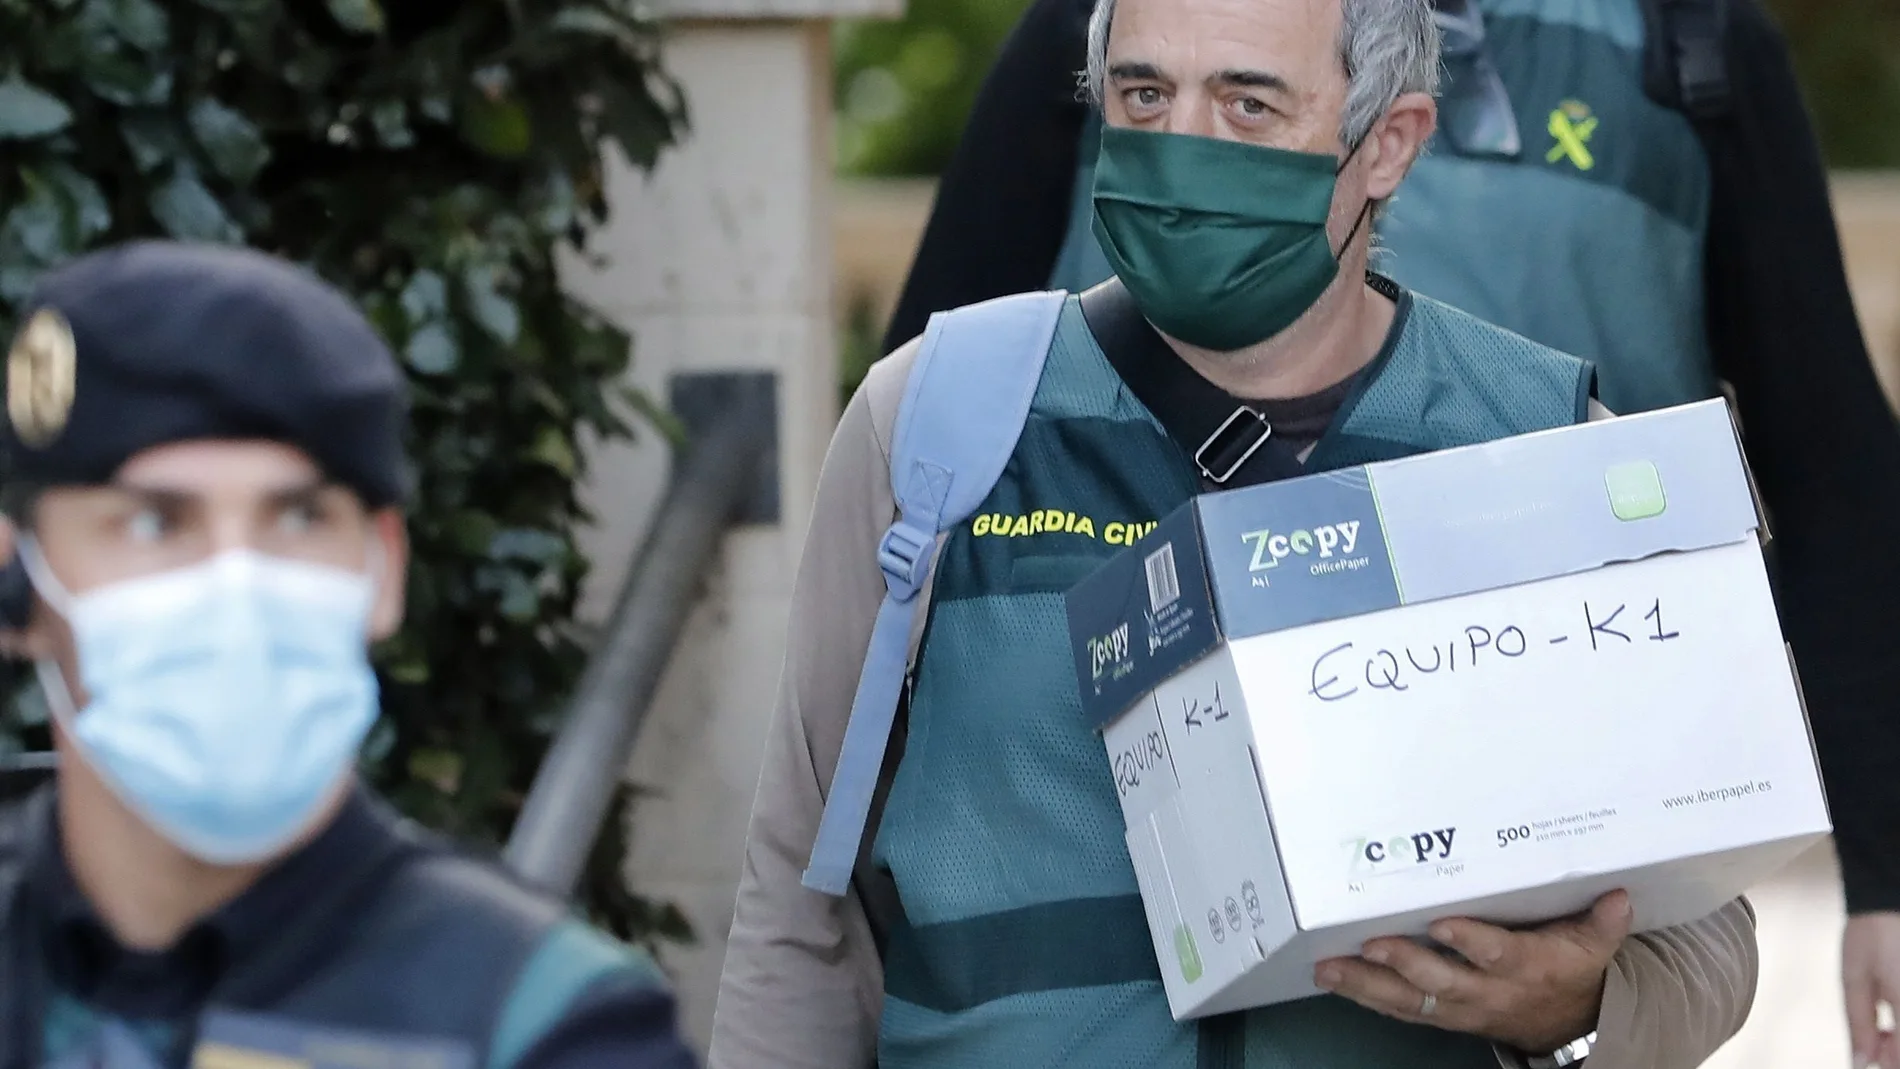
[0,0,692,949]
[1765,0,1900,169]
[832,0,1027,176]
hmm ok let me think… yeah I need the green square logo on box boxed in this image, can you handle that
[1174,925,1204,983]
[1605,461,1667,521]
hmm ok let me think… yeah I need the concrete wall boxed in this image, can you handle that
[834,174,1900,409]
[556,18,863,1055]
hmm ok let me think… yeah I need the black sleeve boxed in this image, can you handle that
[878,0,1096,354]
[509,972,699,1069]
[1698,0,1900,913]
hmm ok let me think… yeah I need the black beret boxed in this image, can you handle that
[2,240,410,507]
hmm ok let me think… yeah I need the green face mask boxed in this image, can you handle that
[1090,125,1369,352]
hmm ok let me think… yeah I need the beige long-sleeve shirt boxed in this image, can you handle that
[709,337,1760,1069]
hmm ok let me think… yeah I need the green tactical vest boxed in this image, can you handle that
[873,291,1593,1069]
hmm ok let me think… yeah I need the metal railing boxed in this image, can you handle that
[503,378,775,895]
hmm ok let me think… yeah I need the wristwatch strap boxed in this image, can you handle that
[1525,1031,1596,1068]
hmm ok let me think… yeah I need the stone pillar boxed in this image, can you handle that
[558,0,898,1052]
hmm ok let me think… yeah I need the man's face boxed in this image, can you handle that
[4,439,408,700]
[1099,0,1436,256]
[1102,0,1350,153]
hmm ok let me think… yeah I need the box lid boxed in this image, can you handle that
[1197,398,1760,637]
[1069,399,1763,729]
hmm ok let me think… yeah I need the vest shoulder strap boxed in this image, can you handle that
[801,290,1067,895]
[1310,294,1596,470]
[1641,0,1733,120]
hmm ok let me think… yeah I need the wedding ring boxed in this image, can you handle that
[1419,992,1438,1017]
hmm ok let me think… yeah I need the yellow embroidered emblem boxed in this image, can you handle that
[6,308,76,447]
[1545,99,1598,171]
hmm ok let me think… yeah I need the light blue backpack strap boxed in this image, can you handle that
[802,291,1066,895]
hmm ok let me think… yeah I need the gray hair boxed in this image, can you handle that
[1083,0,1440,149]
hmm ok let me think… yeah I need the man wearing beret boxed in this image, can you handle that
[0,241,697,1069]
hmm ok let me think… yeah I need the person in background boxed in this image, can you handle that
[884,1,1900,1060]
[0,241,697,1069]
[711,0,1758,1065]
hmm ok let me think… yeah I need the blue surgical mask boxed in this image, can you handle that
[22,543,381,865]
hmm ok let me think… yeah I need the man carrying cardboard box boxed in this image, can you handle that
[709,0,1757,1066]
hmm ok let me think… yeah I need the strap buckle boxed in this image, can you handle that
[1194,407,1273,485]
[1676,34,1729,117]
[877,521,935,596]
[1433,0,1485,57]
[1660,0,1730,119]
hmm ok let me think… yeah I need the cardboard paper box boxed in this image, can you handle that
[1064,399,1831,1021]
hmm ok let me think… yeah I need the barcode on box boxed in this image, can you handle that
[1145,543,1181,615]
